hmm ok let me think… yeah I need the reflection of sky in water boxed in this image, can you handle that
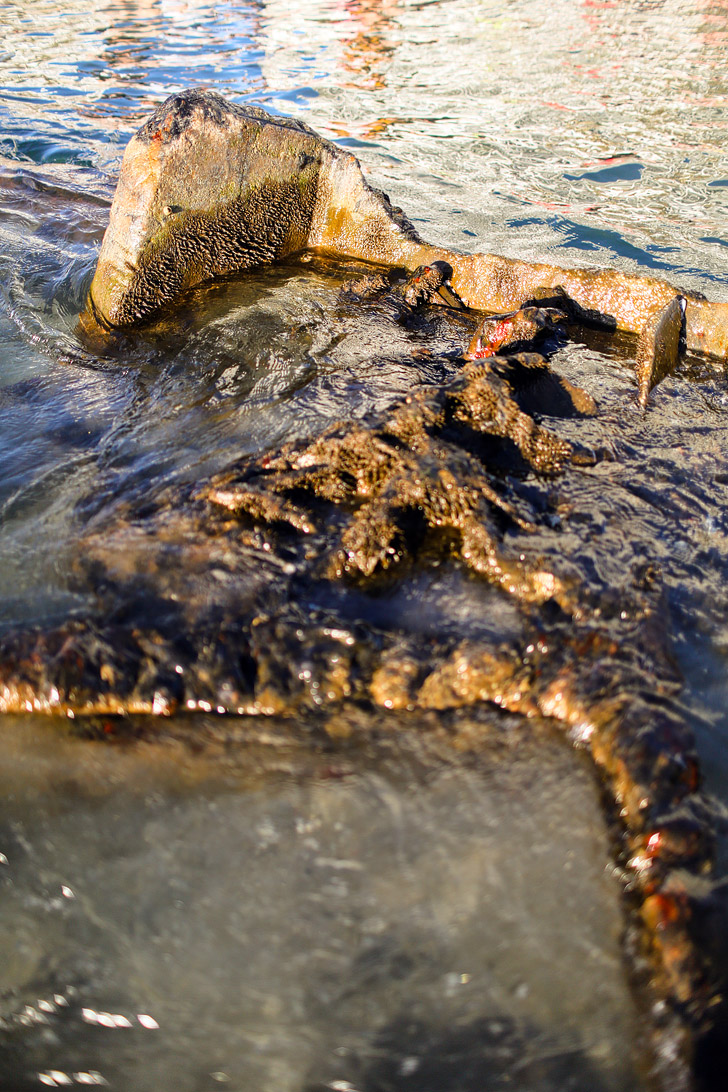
[1,0,727,287]
[253,0,728,285]
[0,0,265,148]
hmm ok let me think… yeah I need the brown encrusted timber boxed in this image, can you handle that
[81,88,728,365]
[0,346,724,1082]
[431,253,724,362]
[636,295,685,409]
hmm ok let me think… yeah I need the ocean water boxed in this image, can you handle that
[1,1,728,1089]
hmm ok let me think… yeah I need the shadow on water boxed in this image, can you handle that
[303,1015,619,1092]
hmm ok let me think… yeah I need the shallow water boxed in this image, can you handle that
[0,715,647,1092]
[2,1,728,1089]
